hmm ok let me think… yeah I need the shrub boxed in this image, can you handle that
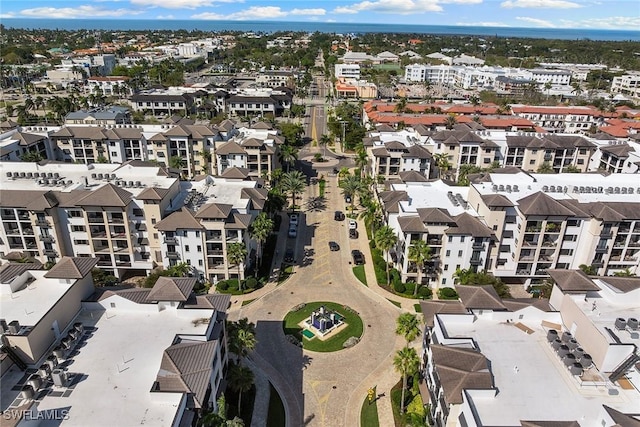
[393,281,406,293]
[227,279,239,290]
[404,282,416,295]
[438,287,459,299]
[418,286,433,299]
[244,277,258,289]
[216,280,229,291]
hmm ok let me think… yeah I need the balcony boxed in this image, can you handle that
[592,260,604,267]
[167,251,180,259]
[601,229,613,238]
[428,239,442,246]
[87,215,104,223]
[595,245,609,253]
[208,250,224,256]
[470,256,483,265]
[517,270,532,275]
[5,228,20,235]
[206,233,223,241]
[43,249,57,257]
[39,235,55,243]
[207,262,225,270]
[108,217,125,224]
[164,236,177,244]
[17,213,30,221]
[35,219,50,227]
[472,242,485,250]
[22,229,34,236]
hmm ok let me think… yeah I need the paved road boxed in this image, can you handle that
[229,175,403,427]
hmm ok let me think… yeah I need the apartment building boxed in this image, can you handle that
[255,70,294,88]
[589,142,640,174]
[227,88,293,117]
[467,170,640,283]
[131,90,201,116]
[502,133,596,172]
[214,124,281,178]
[510,105,599,133]
[367,136,432,180]
[383,181,494,288]
[429,128,500,178]
[335,64,361,80]
[611,72,640,98]
[418,273,640,427]
[154,175,266,283]
[0,129,55,162]
[86,76,132,96]
[64,106,131,125]
[1,258,231,426]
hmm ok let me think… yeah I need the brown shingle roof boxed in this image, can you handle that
[399,170,428,182]
[147,277,196,302]
[75,183,133,207]
[481,193,514,208]
[430,345,493,405]
[220,167,250,179]
[600,144,634,158]
[447,213,492,237]
[517,192,575,216]
[502,298,553,312]
[216,141,246,155]
[417,207,454,224]
[456,285,507,310]
[0,263,42,283]
[25,191,60,211]
[155,208,203,231]
[546,269,601,292]
[602,405,640,427]
[398,216,427,233]
[225,213,252,229]
[45,256,98,279]
[520,422,581,427]
[598,276,640,294]
[195,203,233,219]
[136,186,170,201]
[184,294,231,311]
[420,300,467,327]
[379,190,409,213]
[97,288,152,304]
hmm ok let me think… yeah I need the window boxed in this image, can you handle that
[183,231,188,237]
[198,259,203,266]
[579,149,586,155]
[577,159,584,165]
[461,236,465,242]
[456,264,461,270]
[493,225,498,231]
[444,264,449,271]
[71,225,85,232]
[111,152,117,157]
[151,218,156,224]
[187,259,191,265]
[446,250,451,256]
[195,231,200,237]
[185,245,190,252]
[458,250,463,257]
[449,146,455,150]
[197,245,202,252]
[68,210,82,218]
[560,249,574,256]
[442,278,447,285]
[448,236,453,243]
[110,303,116,308]
[530,160,535,165]
[73,239,89,245]
[564,234,577,242]
[153,233,158,239]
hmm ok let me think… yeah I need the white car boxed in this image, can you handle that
[348,219,357,230]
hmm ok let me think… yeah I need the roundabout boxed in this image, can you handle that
[283,301,364,352]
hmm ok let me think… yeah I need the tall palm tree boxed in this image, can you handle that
[433,153,451,180]
[374,225,398,286]
[354,148,369,179]
[167,261,190,277]
[396,313,420,347]
[444,114,457,130]
[249,213,274,271]
[359,200,382,236]
[408,239,432,296]
[394,97,408,113]
[228,364,254,415]
[226,242,247,289]
[393,347,420,414]
[228,318,257,362]
[319,134,331,158]
[281,170,306,212]
[340,175,362,211]
[278,144,298,172]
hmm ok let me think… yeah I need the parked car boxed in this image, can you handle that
[348,219,357,229]
[334,211,345,221]
[288,226,297,238]
[329,241,340,251]
[284,248,294,263]
[345,195,352,204]
[289,213,299,226]
[349,229,359,239]
[351,250,365,265]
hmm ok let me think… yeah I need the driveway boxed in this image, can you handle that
[229,175,403,427]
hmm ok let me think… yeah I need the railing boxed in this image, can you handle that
[164,237,177,244]
[595,245,609,252]
[167,251,180,259]
[108,217,125,224]
[472,242,484,250]
[35,219,50,227]
[43,250,57,257]
[87,215,104,223]
[470,257,483,265]
[39,235,55,243]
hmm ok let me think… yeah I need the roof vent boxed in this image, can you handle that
[628,318,639,330]
[615,317,626,330]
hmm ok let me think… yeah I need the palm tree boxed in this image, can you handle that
[544,81,552,99]
[359,200,382,236]
[228,318,257,361]
[319,134,331,158]
[340,175,361,211]
[394,97,408,113]
[395,313,420,347]
[444,114,457,130]
[433,152,451,180]
[537,162,554,174]
[228,364,254,415]
[249,213,274,271]
[408,239,432,296]
[167,261,190,277]
[374,225,398,286]
[227,242,247,289]
[614,268,636,277]
[281,170,306,212]
[278,144,298,172]
[338,167,351,183]
[393,347,420,414]
[354,148,369,179]
[169,156,184,170]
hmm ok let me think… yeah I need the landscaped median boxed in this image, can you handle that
[282,301,363,352]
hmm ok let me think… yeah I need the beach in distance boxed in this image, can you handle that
[3,18,640,41]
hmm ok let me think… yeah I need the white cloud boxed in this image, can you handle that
[19,5,143,18]
[441,0,483,3]
[131,0,242,9]
[290,8,326,16]
[333,0,443,15]
[157,14,175,19]
[192,6,326,20]
[516,16,556,27]
[0,12,16,18]
[560,16,640,29]
[456,21,509,26]
[501,0,581,8]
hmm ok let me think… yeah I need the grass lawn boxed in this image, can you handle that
[282,301,363,352]
[387,299,402,308]
[319,180,326,198]
[266,383,285,427]
[242,299,255,307]
[352,265,368,286]
[278,264,294,284]
[413,303,422,313]
[360,394,380,427]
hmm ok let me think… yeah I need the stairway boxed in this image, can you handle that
[609,351,640,383]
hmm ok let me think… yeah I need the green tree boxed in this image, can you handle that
[454,268,511,298]
[277,122,304,146]
[354,147,369,179]
[565,165,581,173]
[249,213,274,272]
[359,200,382,237]
[319,133,331,158]
[408,239,431,296]
[433,153,451,180]
[395,313,420,348]
[281,170,306,212]
[227,318,257,362]
[537,162,554,174]
[444,114,457,130]
[228,364,254,416]
[579,264,597,275]
[340,175,362,211]
[167,262,190,277]
[393,347,420,414]
[374,225,398,286]
[20,151,43,162]
[227,242,247,288]
[614,268,635,277]
[169,156,184,170]
[278,144,298,172]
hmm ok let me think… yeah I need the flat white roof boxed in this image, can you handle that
[582,280,640,345]
[32,307,213,426]
[473,171,640,204]
[442,317,639,425]
[394,181,477,218]
[0,162,177,196]
[0,271,69,327]
[181,177,256,211]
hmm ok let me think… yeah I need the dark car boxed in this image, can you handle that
[284,248,294,263]
[329,241,340,251]
[351,250,365,265]
[349,228,359,239]
[334,210,345,221]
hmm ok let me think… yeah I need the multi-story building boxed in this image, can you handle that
[467,170,640,283]
[86,76,132,97]
[0,129,55,162]
[131,90,200,117]
[214,124,281,178]
[368,138,432,180]
[510,105,599,133]
[418,273,640,426]
[502,133,596,172]
[335,64,361,80]
[611,72,640,98]
[255,70,294,88]
[227,88,293,117]
[64,106,131,126]
[590,142,640,174]
[0,258,231,426]
[429,129,500,178]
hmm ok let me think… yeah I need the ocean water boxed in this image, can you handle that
[3,19,639,41]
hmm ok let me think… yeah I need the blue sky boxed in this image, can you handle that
[1,0,639,30]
